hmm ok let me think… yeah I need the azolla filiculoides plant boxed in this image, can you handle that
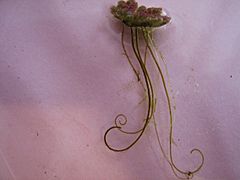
[104,0,204,179]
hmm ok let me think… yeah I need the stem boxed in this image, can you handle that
[142,28,204,179]
[121,25,140,82]
[104,27,154,152]
[134,27,155,119]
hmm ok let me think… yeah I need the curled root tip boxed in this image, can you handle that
[189,148,205,175]
[115,114,128,126]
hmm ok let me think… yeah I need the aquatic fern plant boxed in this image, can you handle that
[104,0,204,179]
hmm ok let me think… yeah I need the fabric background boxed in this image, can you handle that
[0,0,239,180]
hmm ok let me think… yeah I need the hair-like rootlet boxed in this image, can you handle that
[104,0,204,179]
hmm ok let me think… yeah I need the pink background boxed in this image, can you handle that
[0,0,239,180]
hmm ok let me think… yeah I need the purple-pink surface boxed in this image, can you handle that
[0,0,239,180]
